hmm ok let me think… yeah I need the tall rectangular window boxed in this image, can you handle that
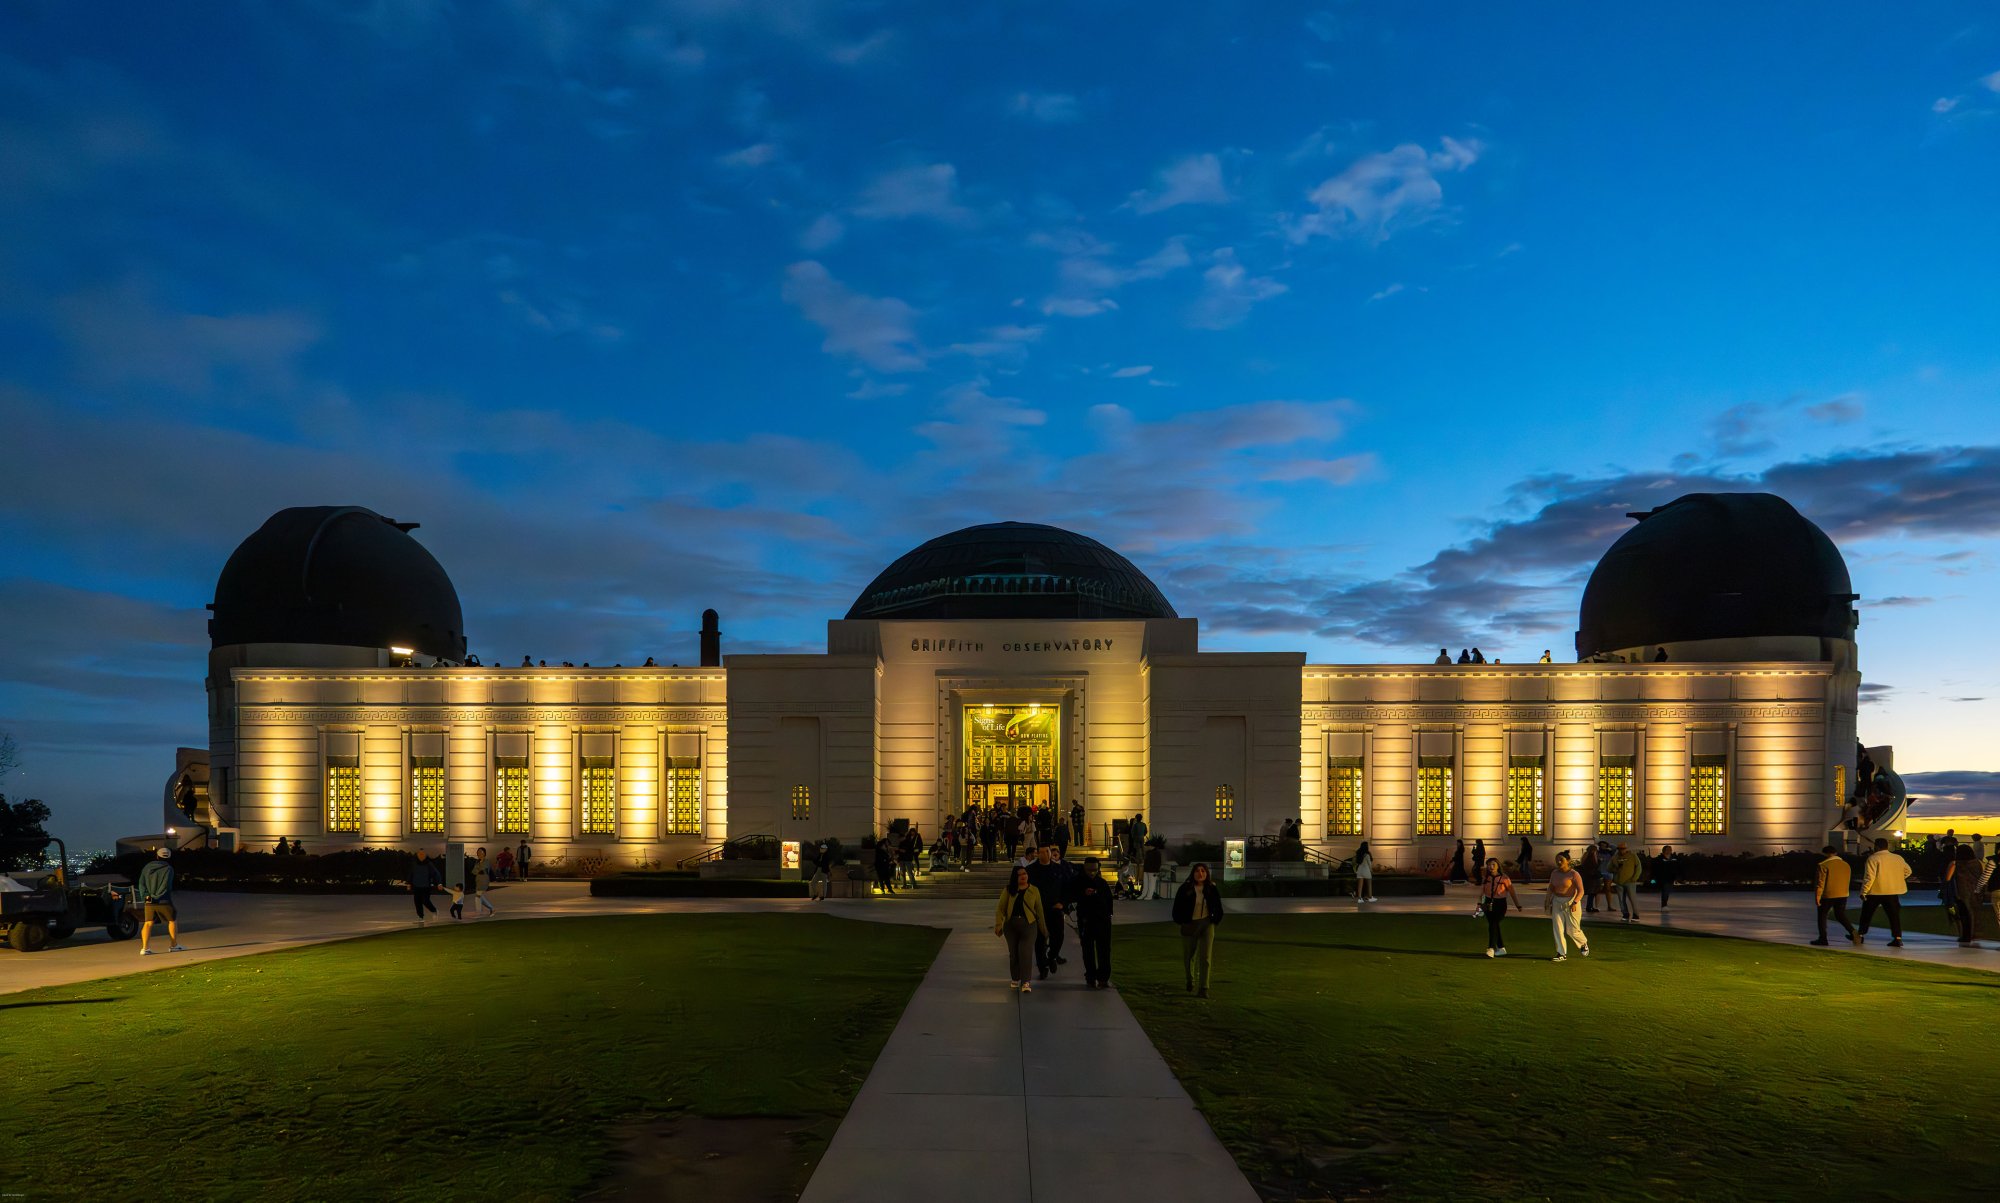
[411,758,446,834]
[580,757,617,836]
[325,761,362,834]
[1597,758,1635,836]
[1690,755,1728,835]
[666,761,701,834]
[1506,757,1545,836]
[791,784,812,821]
[1214,784,1235,822]
[1834,763,1847,807]
[1416,758,1454,836]
[1328,758,1364,836]
[494,759,531,835]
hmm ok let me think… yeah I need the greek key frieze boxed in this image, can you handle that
[1300,704,1819,723]
[249,708,726,724]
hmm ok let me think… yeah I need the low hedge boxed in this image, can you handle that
[111,847,426,892]
[590,875,808,898]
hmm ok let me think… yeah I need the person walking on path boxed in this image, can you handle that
[872,839,897,896]
[1857,838,1912,947]
[516,841,532,881]
[1810,845,1855,946]
[1471,839,1486,883]
[1517,837,1535,884]
[1026,845,1070,979]
[135,847,185,956]
[1448,839,1469,884]
[1544,851,1591,961]
[1070,800,1086,846]
[809,842,832,901]
[1946,845,1984,946]
[472,848,496,917]
[1477,857,1523,958]
[993,864,1047,992]
[1353,840,1376,902]
[1653,845,1679,910]
[1580,843,1603,912]
[410,848,441,925]
[1003,815,1022,863]
[1075,857,1115,988]
[1610,843,1644,922]
[1172,863,1224,997]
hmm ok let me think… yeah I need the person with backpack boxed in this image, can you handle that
[1478,856,1522,959]
[135,847,185,956]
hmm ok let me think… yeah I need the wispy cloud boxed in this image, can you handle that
[1189,248,1287,329]
[1289,136,1483,243]
[852,163,977,226]
[1110,365,1153,378]
[1038,232,1192,318]
[780,260,925,372]
[1129,153,1231,214]
[1010,91,1080,123]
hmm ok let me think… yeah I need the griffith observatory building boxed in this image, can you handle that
[174,493,1878,867]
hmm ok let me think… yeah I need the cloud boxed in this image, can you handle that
[55,279,322,395]
[827,28,896,64]
[1984,70,2000,92]
[1110,365,1153,378]
[947,324,1044,359]
[852,163,976,225]
[1871,595,1932,608]
[1708,393,1865,457]
[1933,97,1961,114]
[799,212,845,251]
[1906,771,2000,820]
[1189,248,1287,329]
[1038,232,1192,317]
[1010,91,1080,123]
[779,260,925,372]
[1261,453,1380,485]
[1804,396,1865,424]
[1289,136,1484,243]
[1368,283,1405,302]
[1129,153,1231,214]
[718,141,778,167]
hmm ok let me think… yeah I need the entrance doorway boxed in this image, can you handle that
[963,702,1059,813]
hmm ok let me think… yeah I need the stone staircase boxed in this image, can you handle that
[900,847,1124,899]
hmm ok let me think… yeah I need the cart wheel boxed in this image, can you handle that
[9,920,50,952]
[49,921,77,942]
[107,911,140,941]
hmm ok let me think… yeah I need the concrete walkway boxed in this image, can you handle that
[799,926,1259,1203]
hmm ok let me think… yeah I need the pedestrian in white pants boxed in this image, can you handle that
[1544,851,1591,961]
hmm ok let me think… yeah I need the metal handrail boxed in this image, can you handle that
[675,831,777,870]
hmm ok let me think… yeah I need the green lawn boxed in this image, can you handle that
[1117,913,2000,1202]
[2,914,944,1202]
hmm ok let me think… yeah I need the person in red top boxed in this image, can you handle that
[495,846,515,881]
[1478,858,1522,958]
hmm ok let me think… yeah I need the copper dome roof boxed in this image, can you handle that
[848,522,1177,621]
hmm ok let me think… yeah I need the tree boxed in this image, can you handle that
[0,731,17,780]
[0,794,53,871]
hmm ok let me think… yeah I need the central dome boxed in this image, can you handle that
[848,522,1177,621]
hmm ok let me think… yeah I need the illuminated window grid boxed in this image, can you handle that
[1505,758,1544,836]
[494,760,531,835]
[1416,758,1453,836]
[1690,756,1728,835]
[1835,763,1847,806]
[580,758,617,836]
[1328,757,1364,836]
[411,758,446,834]
[791,784,812,821]
[1214,784,1235,822]
[325,761,362,834]
[1597,758,1635,836]
[666,760,701,835]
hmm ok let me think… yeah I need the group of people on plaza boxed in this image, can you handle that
[407,846,503,924]
[1448,836,1680,914]
[1814,832,1999,948]
[992,842,1224,996]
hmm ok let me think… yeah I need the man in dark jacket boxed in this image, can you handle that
[410,849,441,925]
[1075,857,1115,988]
[1069,800,1086,846]
[1026,846,1070,979]
[136,847,185,956]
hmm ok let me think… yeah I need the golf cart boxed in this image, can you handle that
[0,837,139,951]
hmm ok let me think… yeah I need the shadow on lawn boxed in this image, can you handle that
[0,998,120,1010]
[1234,938,1492,960]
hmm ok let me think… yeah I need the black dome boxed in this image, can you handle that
[1576,493,1856,659]
[210,506,466,659]
[848,522,1177,621]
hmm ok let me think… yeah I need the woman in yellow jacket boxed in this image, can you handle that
[994,864,1048,992]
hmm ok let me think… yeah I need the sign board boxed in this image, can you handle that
[1224,838,1246,881]
[781,839,802,879]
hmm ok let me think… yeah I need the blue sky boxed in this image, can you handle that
[3,2,1998,847]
